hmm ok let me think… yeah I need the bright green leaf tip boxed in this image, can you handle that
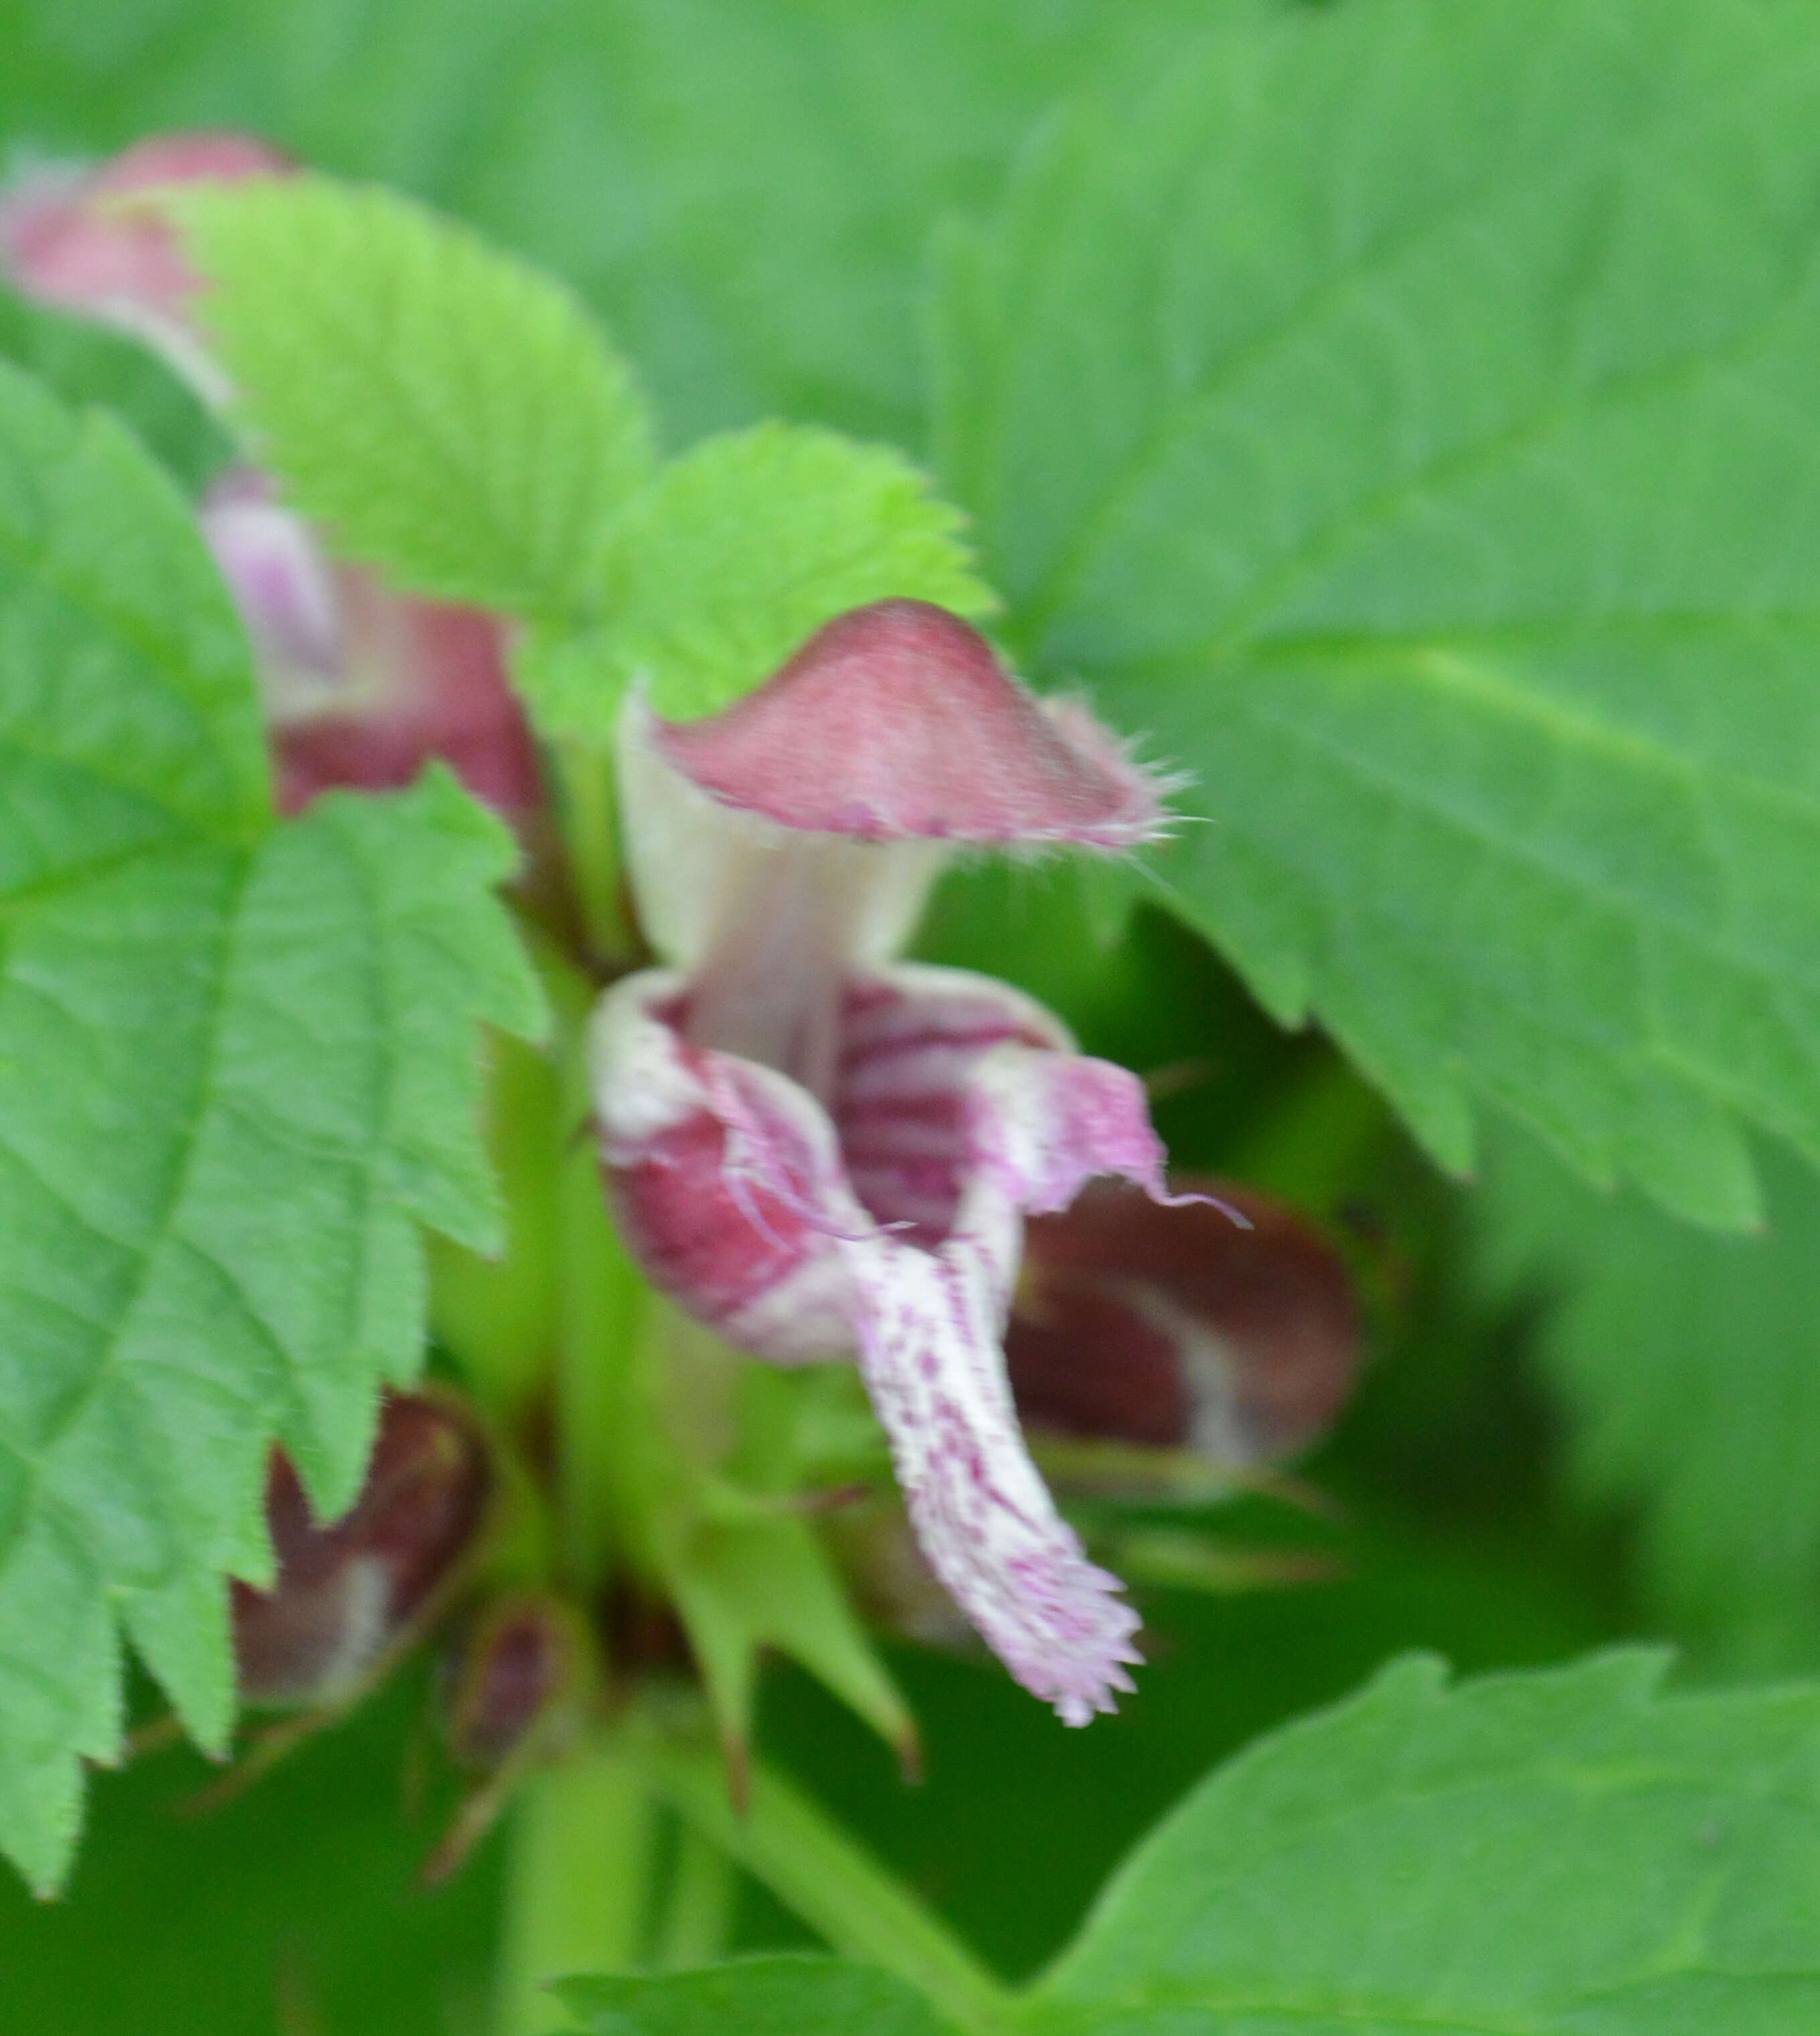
[516,418,999,740]
[181,171,656,620]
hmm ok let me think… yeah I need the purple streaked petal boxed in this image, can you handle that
[967,1039,1171,1219]
[650,599,1173,849]
[592,960,1170,1721]
[834,964,1070,1241]
[591,970,867,1363]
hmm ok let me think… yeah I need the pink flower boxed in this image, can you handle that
[592,599,1183,1724]
[199,469,544,817]
[0,131,286,404]
[1,136,544,822]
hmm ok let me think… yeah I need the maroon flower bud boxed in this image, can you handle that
[422,1592,592,1885]
[1006,1177,1361,1468]
[440,1592,586,1774]
[232,1391,492,1709]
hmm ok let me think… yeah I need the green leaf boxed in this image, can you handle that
[1028,1650,1820,2034]
[935,0,1820,1227]
[0,0,1269,447]
[184,172,655,616]
[667,1509,917,1776]
[557,1955,953,2036]
[0,363,542,1892]
[0,284,233,496]
[1477,1126,1820,1675]
[516,422,997,736]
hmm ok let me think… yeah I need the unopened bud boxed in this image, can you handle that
[232,1391,492,1709]
[0,133,286,400]
[1007,1177,1361,1468]
[197,468,546,820]
[440,1592,588,1774]
[421,1592,593,1885]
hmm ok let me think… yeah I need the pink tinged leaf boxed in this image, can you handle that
[0,132,286,400]
[649,598,1174,847]
[1007,1179,1363,1463]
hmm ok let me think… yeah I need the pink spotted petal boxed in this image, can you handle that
[0,133,286,400]
[651,599,1172,848]
[844,1175,1143,1727]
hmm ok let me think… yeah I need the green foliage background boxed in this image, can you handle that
[8,0,1820,2029]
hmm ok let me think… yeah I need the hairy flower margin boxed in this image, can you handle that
[593,598,1203,1723]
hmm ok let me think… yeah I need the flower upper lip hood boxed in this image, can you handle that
[594,600,1192,1724]
[652,598,1169,847]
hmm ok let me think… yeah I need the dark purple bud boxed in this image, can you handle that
[232,1391,492,1709]
[1007,1177,1361,1466]
[440,1592,586,1774]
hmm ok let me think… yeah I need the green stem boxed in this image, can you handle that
[652,1818,736,1971]
[495,1746,659,2036]
[641,1744,1014,2036]
[554,1002,647,1594]
[556,738,639,968]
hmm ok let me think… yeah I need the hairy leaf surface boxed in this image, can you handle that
[0,364,540,1892]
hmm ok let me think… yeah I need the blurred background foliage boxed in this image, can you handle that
[3,0,1803,2027]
